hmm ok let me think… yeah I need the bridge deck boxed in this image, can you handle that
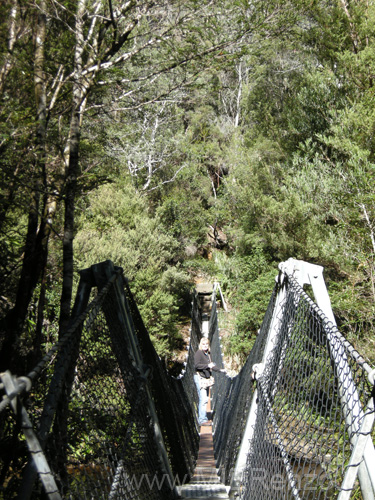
[178,394,229,499]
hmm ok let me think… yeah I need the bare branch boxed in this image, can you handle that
[359,202,375,255]
[143,165,187,193]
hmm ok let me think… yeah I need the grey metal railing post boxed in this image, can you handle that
[1,371,62,500]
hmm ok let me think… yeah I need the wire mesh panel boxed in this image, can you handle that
[210,286,278,485]
[0,281,113,499]
[180,293,201,411]
[0,264,201,499]
[44,300,174,500]
[121,281,200,483]
[241,275,375,500]
[2,260,373,500]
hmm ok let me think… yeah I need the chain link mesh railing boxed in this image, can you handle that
[208,285,277,486]
[206,265,375,500]
[0,261,201,499]
[1,259,374,500]
[240,273,375,500]
[121,278,200,482]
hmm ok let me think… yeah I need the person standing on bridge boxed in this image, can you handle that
[194,337,223,426]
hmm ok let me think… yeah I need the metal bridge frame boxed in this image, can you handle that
[1,261,179,500]
[230,258,375,500]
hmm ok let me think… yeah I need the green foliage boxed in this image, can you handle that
[214,245,275,358]
[156,187,210,248]
[2,0,375,369]
[210,0,375,358]
[0,207,27,299]
[75,181,193,358]
[228,267,276,358]
[329,277,375,340]
[138,288,179,357]
[240,40,341,153]
[221,137,326,262]
[82,183,147,233]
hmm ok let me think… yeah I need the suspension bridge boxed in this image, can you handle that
[1,258,374,500]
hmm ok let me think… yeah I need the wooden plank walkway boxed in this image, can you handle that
[178,393,229,499]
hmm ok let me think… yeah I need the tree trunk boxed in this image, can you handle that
[0,0,19,93]
[59,0,87,335]
[0,1,49,371]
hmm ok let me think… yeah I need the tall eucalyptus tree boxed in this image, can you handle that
[0,0,304,369]
[0,0,247,369]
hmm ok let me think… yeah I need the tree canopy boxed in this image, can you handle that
[1,0,375,370]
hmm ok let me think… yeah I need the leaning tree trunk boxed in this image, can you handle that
[54,2,87,490]
[59,119,81,335]
[0,1,48,372]
[59,0,86,336]
[0,0,19,93]
[58,0,87,336]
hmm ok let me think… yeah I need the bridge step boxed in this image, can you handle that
[180,380,230,499]
[190,466,221,484]
[177,483,229,498]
